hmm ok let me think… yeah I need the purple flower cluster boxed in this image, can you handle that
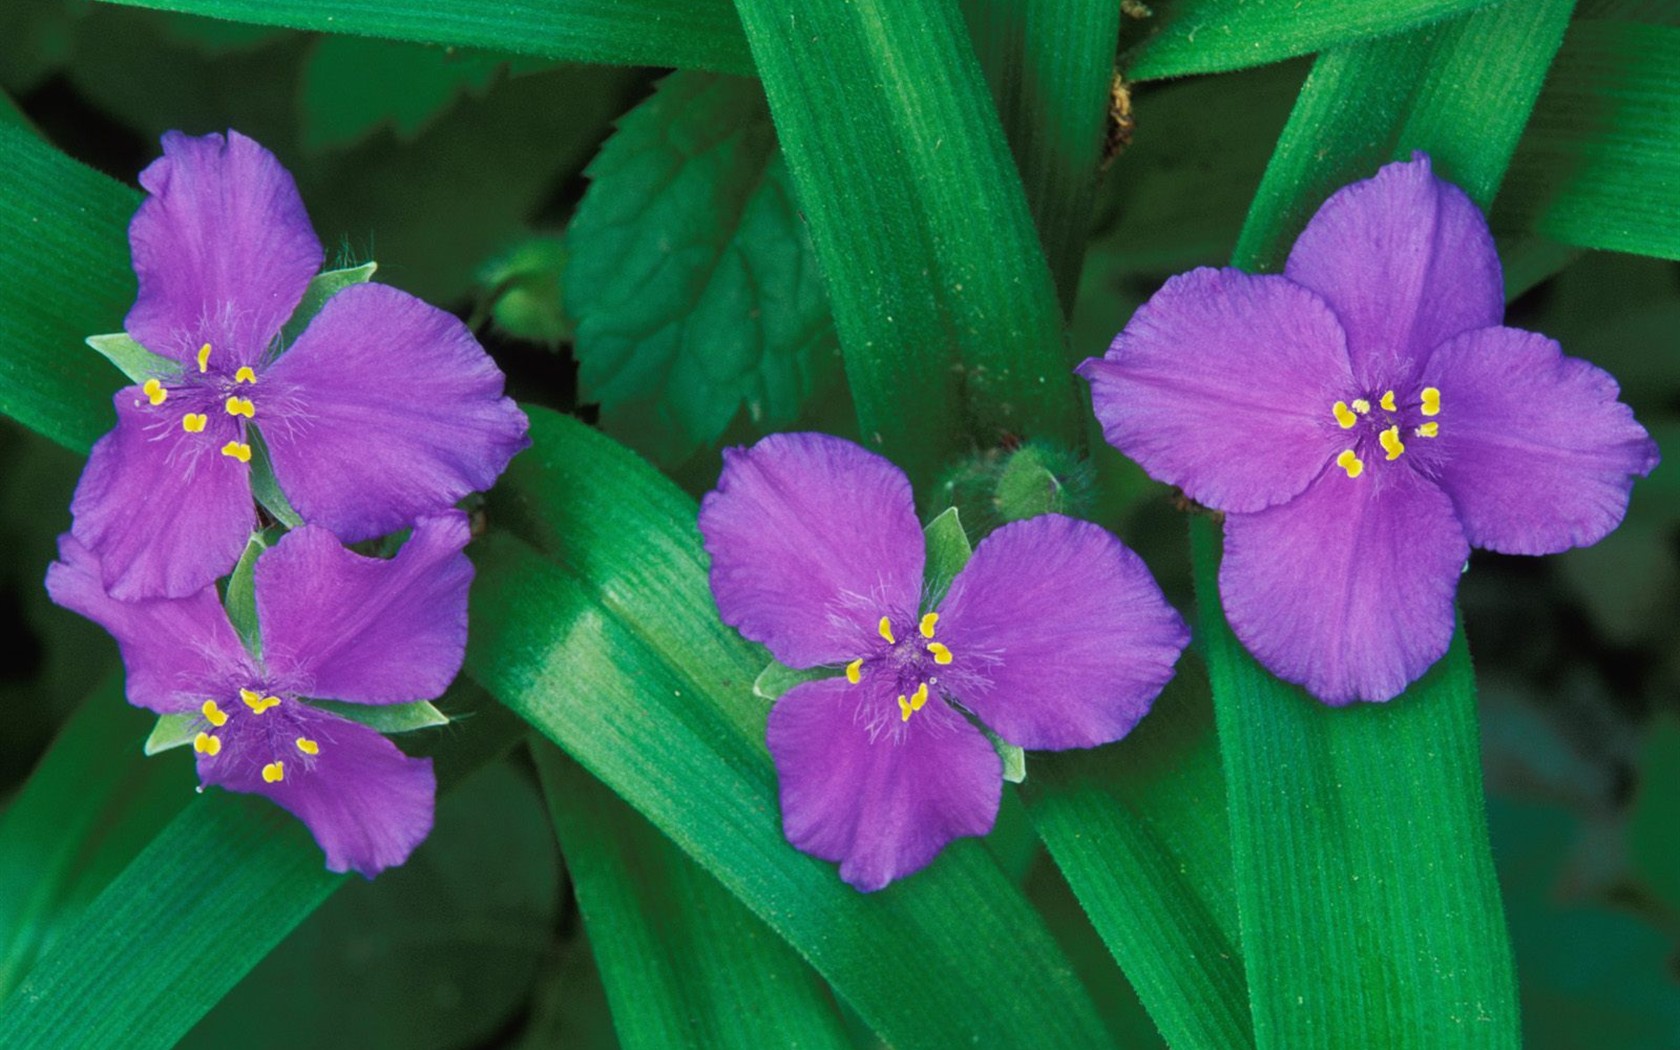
[47,131,528,876]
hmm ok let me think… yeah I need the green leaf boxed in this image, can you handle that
[751,661,832,702]
[95,0,754,74]
[0,120,138,453]
[84,332,178,385]
[278,261,376,346]
[142,713,198,756]
[247,432,302,529]
[731,0,1081,481]
[1628,714,1680,915]
[477,236,571,349]
[566,72,841,467]
[468,407,1112,1049]
[1497,21,1680,260]
[223,530,271,656]
[1124,0,1500,81]
[0,684,525,1049]
[536,743,851,1050]
[299,36,501,151]
[921,506,972,602]
[306,698,450,734]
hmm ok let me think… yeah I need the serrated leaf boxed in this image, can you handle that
[278,261,376,346]
[143,713,199,756]
[567,72,841,466]
[84,332,178,385]
[300,37,501,152]
[306,698,450,734]
[750,661,833,702]
[922,506,972,603]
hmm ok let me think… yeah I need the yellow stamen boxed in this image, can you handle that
[878,617,895,644]
[1421,387,1441,417]
[241,689,280,714]
[262,761,285,784]
[201,699,227,727]
[221,441,252,463]
[192,731,222,756]
[927,642,953,665]
[1336,450,1364,479]
[224,395,255,419]
[182,413,208,433]
[1352,398,1371,415]
[845,658,863,684]
[1332,401,1357,429]
[1417,422,1439,438]
[1380,390,1397,412]
[898,682,931,722]
[142,378,167,406]
[234,366,257,384]
[919,612,939,638]
[1379,425,1405,461]
[196,343,211,373]
[898,695,913,721]
[296,738,320,756]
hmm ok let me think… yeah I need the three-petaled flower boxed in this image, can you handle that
[70,130,529,600]
[700,433,1188,891]
[47,512,475,876]
[1081,154,1659,704]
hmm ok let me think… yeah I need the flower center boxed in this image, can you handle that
[142,342,261,465]
[191,688,322,784]
[1329,385,1441,478]
[843,612,957,722]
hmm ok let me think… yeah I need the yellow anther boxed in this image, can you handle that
[224,395,255,419]
[262,761,285,784]
[296,737,320,756]
[878,617,895,644]
[1380,390,1397,412]
[898,695,914,722]
[221,441,252,463]
[1336,450,1364,479]
[1421,387,1440,417]
[1417,422,1440,438]
[234,366,257,384]
[142,378,167,406]
[1379,425,1405,461]
[927,642,953,665]
[182,413,208,433]
[1352,398,1371,415]
[845,658,863,685]
[919,612,939,639]
[898,683,931,722]
[201,699,228,727]
[241,689,280,714]
[1332,401,1357,429]
[192,732,222,756]
[196,343,211,373]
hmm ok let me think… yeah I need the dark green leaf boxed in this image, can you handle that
[536,743,850,1050]
[94,0,754,74]
[566,72,841,466]
[1628,715,1680,915]
[299,37,501,152]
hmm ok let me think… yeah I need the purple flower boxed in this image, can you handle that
[699,433,1189,891]
[46,511,476,877]
[1080,154,1660,705]
[70,130,529,600]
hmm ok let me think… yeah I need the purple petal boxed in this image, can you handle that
[256,512,473,705]
[699,433,925,668]
[1220,466,1469,705]
[1079,268,1354,513]
[199,705,434,877]
[1423,326,1660,555]
[935,515,1188,750]
[44,534,247,712]
[261,283,529,543]
[69,390,257,600]
[1285,153,1504,389]
[127,130,323,367]
[767,676,1000,892]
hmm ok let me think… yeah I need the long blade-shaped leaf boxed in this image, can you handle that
[467,407,1112,1049]
[0,121,137,454]
[95,0,754,74]
[535,742,851,1050]
[728,0,1081,479]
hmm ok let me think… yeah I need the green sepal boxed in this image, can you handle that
[922,506,972,603]
[223,529,276,658]
[248,431,303,529]
[306,698,450,733]
[142,713,199,756]
[85,333,179,385]
[989,731,1027,784]
[279,261,377,345]
[751,662,835,702]
[993,444,1091,523]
